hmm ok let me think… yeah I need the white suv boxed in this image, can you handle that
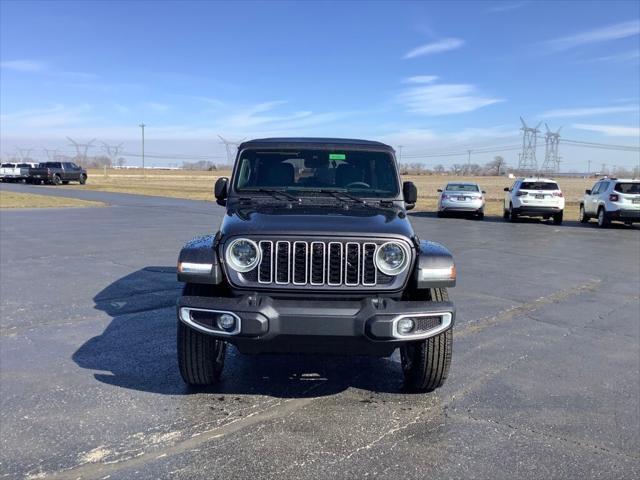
[580,178,640,227]
[503,178,565,225]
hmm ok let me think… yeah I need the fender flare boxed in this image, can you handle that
[177,234,223,285]
[413,240,456,288]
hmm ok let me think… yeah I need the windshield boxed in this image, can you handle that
[446,184,479,192]
[615,182,640,194]
[233,149,399,198]
[520,182,560,191]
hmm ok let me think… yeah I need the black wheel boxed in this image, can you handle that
[79,174,87,185]
[553,212,563,225]
[437,211,445,218]
[62,181,69,185]
[508,204,519,222]
[503,207,509,220]
[597,207,610,228]
[476,211,484,220]
[52,175,62,185]
[401,288,453,393]
[579,204,589,223]
[177,283,227,386]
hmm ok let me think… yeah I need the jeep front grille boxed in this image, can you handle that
[250,239,393,288]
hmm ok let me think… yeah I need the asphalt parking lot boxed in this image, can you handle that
[1,183,639,480]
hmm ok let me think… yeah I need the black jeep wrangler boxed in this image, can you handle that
[177,138,456,392]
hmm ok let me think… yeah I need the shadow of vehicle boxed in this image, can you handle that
[73,266,406,398]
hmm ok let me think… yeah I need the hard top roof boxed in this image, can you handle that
[238,137,394,151]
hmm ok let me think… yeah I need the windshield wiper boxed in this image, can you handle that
[243,188,301,203]
[317,188,367,205]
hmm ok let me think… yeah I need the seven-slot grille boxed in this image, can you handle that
[255,240,384,287]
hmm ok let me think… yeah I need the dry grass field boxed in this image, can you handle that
[0,190,105,209]
[57,168,594,219]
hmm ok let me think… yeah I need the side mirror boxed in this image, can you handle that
[403,181,417,210]
[214,177,229,206]
[482,190,486,194]
[437,189,443,193]
[503,187,509,192]
[585,189,591,195]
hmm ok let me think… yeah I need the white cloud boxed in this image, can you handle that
[488,1,529,13]
[403,38,464,59]
[572,123,640,137]
[1,104,92,129]
[398,81,504,115]
[543,20,640,52]
[143,102,170,113]
[0,59,47,72]
[586,49,640,63]
[402,75,439,84]
[541,104,639,118]
[113,104,131,115]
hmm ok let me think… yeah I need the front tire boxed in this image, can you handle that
[579,204,589,223]
[401,288,453,393]
[177,283,227,386]
[79,174,87,185]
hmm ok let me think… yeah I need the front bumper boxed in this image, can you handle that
[178,294,455,356]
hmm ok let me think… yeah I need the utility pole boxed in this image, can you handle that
[139,123,146,171]
[397,145,403,164]
[467,149,472,175]
[587,159,591,177]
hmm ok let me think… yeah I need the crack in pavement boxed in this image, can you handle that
[19,278,620,479]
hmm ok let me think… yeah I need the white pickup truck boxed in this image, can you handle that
[0,162,37,182]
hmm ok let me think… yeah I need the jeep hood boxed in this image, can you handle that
[220,204,414,240]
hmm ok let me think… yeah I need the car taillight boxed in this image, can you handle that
[516,191,527,196]
[553,192,563,197]
[609,194,619,202]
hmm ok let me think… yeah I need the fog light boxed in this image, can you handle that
[397,318,415,335]
[217,313,236,332]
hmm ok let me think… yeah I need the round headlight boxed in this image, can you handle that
[375,242,409,276]
[226,238,260,273]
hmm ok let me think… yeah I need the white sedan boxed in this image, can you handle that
[437,182,485,219]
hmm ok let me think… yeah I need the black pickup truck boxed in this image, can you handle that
[176,138,457,392]
[28,162,87,185]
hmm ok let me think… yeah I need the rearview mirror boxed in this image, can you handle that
[585,189,591,195]
[403,181,417,210]
[214,177,229,206]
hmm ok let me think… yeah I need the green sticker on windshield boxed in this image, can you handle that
[329,153,346,160]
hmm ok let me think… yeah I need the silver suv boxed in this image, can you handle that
[580,178,640,227]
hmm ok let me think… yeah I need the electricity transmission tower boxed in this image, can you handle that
[43,148,60,161]
[67,137,96,165]
[218,135,245,164]
[517,117,541,175]
[101,142,125,167]
[15,147,34,161]
[541,124,562,174]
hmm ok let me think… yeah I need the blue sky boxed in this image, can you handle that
[1,0,639,170]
